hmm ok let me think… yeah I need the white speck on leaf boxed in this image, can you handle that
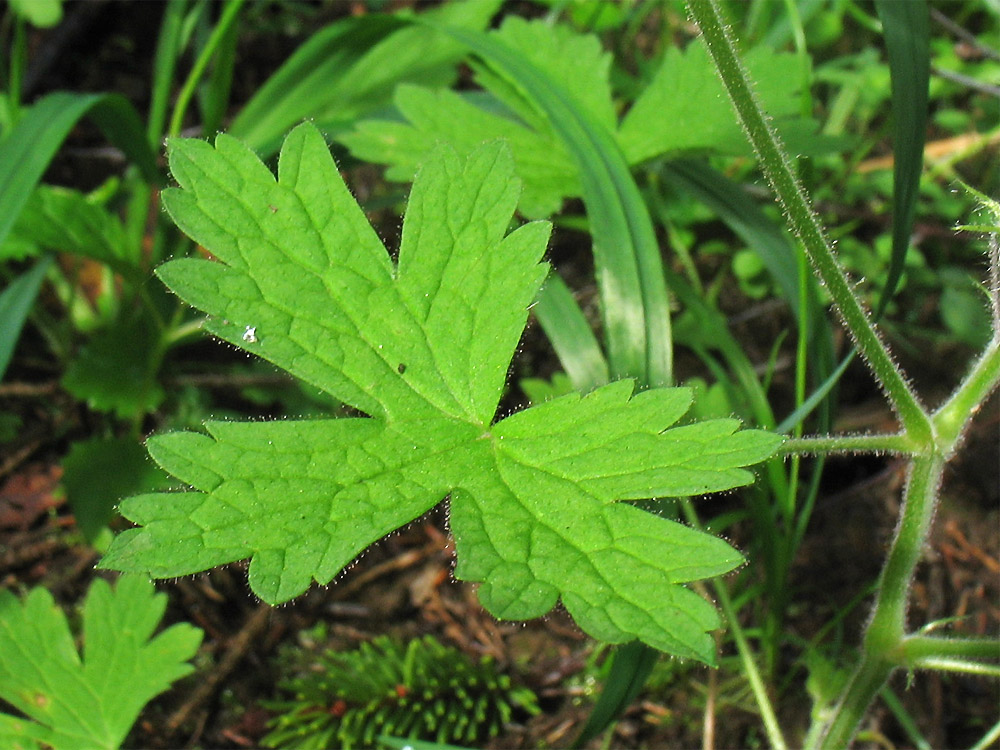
[242,325,257,343]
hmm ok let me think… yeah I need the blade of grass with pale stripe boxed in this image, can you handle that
[531,272,609,392]
[423,20,674,389]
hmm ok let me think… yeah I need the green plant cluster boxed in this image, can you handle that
[262,635,538,750]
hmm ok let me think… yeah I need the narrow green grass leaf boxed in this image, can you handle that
[101,126,781,662]
[195,2,240,137]
[532,272,609,391]
[0,92,158,248]
[872,0,930,319]
[0,256,52,381]
[662,159,801,313]
[571,640,656,748]
[662,160,838,425]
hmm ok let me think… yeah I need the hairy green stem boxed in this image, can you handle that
[906,658,1000,678]
[780,433,914,455]
[679,4,1000,747]
[815,453,946,749]
[685,0,932,446]
[902,634,1000,665]
[933,337,1000,451]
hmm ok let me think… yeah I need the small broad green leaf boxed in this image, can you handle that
[340,85,577,219]
[620,40,827,164]
[61,306,166,419]
[473,16,618,135]
[341,23,830,218]
[101,124,782,663]
[0,185,131,272]
[62,437,171,545]
[939,272,992,348]
[520,372,577,405]
[339,15,605,218]
[0,575,202,750]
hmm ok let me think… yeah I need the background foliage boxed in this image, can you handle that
[0,1,996,748]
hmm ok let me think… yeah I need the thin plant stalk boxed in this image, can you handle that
[685,0,933,445]
[685,0,1000,746]
[681,498,789,750]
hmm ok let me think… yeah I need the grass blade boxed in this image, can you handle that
[426,21,673,388]
[229,16,404,156]
[147,0,190,145]
[0,256,52,381]
[0,92,159,247]
[196,1,240,137]
[662,159,837,426]
[571,641,657,748]
[168,0,246,138]
[230,2,500,159]
[532,272,609,391]
[872,0,930,318]
[663,159,801,313]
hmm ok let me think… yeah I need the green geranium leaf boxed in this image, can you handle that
[101,123,782,663]
[619,40,818,163]
[340,85,577,219]
[0,576,202,750]
[340,21,829,218]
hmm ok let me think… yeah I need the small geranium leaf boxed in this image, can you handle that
[100,123,782,663]
[341,21,832,218]
[0,576,202,750]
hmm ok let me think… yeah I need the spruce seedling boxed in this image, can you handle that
[100,124,781,663]
[262,634,538,749]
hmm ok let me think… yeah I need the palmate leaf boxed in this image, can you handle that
[100,123,781,663]
[340,18,831,218]
[0,576,201,750]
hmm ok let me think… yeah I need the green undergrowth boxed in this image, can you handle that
[1,1,997,748]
